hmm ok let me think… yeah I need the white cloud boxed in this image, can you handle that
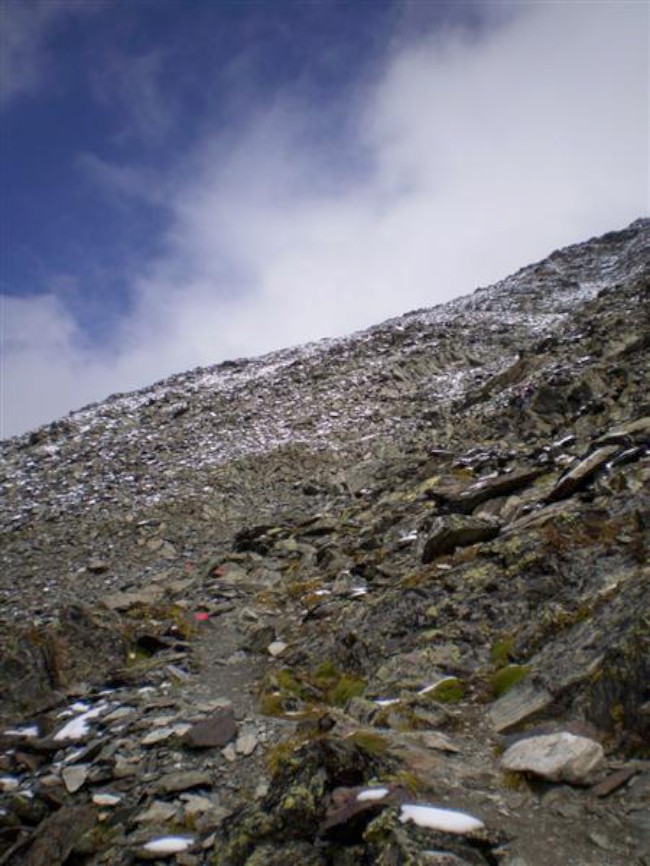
[3,0,648,437]
[1,294,86,437]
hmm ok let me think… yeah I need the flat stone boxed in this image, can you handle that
[501,732,605,784]
[102,586,165,610]
[222,743,237,762]
[136,800,178,824]
[416,853,473,865]
[596,416,650,446]
[267,640,288,657]
[443,467,542,513]
[422,515,500,563]
[92,792,122,807]
[591,766,637,797]
[155,771,213,794]
[62,764,89,793]
[488,681,554,732]
[546,445,620,502]
[142,727,178,746]
[183,706,237,748]
[236,731,258,756]
[399,729,461,754]
[20,804,95,866]
[87,559,109,574]
[180,794,217,817]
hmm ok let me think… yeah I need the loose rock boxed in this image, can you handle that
[501,732,605,784]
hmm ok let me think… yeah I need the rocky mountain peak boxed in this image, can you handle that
[0,218,648,865]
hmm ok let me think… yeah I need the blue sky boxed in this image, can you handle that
[1,0,648,438]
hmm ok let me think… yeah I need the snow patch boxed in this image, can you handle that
[357,787,389,802]
[399,804,484,834]
[3,725,39,738]
[142,836,194,854]
[53,702,108,741]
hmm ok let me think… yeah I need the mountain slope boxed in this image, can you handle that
[0,219,648,866]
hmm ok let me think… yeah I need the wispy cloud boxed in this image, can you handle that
[0,0,101,106]
[2,0,648,437]
[90,48,177,146]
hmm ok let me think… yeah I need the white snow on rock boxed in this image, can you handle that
[3,725,39,738]
[399,804,484,834]
[142,836,194,854]
[357,787,390,802]
[54,716,92,741]
[501,732,604,784]
[53,702,108,741]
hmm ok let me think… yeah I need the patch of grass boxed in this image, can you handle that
[259,663,366,716]
[610,703,625,725]
[328,675,366,707]
[490,637,515,666]
[538,602,593,634]
[346,730,389,756]
[265,738,304,775]
[285,577,325,600]
[124,602,196,640]
[314,660,339,680]
[428,677,464,703]
[386,770,422,795]
[276,668,306,696]
[491,664,531,698]
[501,770,526,790]
[259,692,287,717]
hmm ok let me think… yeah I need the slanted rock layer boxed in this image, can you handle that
[1,219,649,865]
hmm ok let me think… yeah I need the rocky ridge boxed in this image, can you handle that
[0,218,648,865]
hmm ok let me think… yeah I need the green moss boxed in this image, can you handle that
[328,675,366,707]
[490,637,515,666]
[259,692,288,717]
[491,664,531,698]
[314,660,339,679]
[501,770,526,790]
[346,730,389,756]
[385,770,422,795]
[276,668,306,697]
[285,577,324,599]
[427,676,464,703]
[126,645,152,665]
[265,740,300,775]
[610,703,625,725]
[260,662,365,716]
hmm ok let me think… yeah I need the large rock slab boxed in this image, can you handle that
[440,467,542,513]
[183,704,237,748]
[488,682,555,733]
[501,732,604,784]
[22,805,95,866]
[545,445,620,502]
[422,515,500,563]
